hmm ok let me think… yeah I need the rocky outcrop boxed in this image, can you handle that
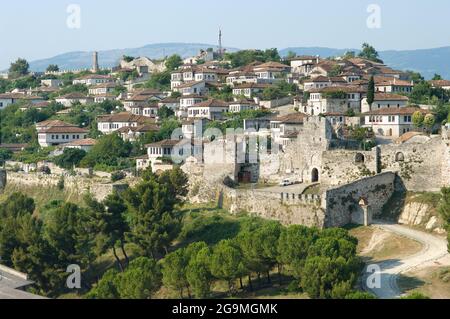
[398,201,445,234]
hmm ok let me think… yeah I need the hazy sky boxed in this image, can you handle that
[1,0,449,69]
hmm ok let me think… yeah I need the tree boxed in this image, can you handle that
[0,148,13,165]
[343,51,356,59]
[84,192,129,271]
[405,70,424,83]
[224,49,281,68]
[53,148,86,169]
[432,74,443,81]
[301,256,359,299]
[286,51,296,59]
[162,249,189,298]
[210,240,245,295]
[328,65,343,77]
[86,269,120,299]
[344,291,377,299]
[80,133,132,169]
[412,111,425,128]
[186,245,213,298]
[165,55,183,71]
[124,168,187,257]
[358,43,383,64]
[0,192,35,219]
[367,76,375,106]
[401,292,430,299]
[277,225,318,278]
[144,71,171,90]
[438,187,450,251]
[43,203,95,268]
[122,55,135,63]
[158,105,175,119]
[46,64,60,72]
[423,114,436,131]
[9,58,30,78]
[115,257,162,299]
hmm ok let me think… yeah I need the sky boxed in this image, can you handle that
[1,0,450,69]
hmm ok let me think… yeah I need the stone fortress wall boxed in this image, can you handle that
[183,117,450,228]
[1,171,129,202]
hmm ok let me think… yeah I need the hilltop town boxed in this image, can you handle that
[0,42,449,300]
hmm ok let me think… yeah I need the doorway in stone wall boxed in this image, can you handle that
[311,168,319,183]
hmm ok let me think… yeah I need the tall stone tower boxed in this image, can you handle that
[92,51,99,73]
[218,28,224,58]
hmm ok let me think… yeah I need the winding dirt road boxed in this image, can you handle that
[363,220,450,299]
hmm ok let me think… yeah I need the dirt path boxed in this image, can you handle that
[362,220,449,299]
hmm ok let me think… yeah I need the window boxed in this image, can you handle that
[395,152,405,162]
[355,153,365,164]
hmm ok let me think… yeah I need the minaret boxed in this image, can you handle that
[92,51,99,73]
[218,28,223,57]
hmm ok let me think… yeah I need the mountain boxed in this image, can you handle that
[280,46,450,79]
[25,43,450,79]
[27,43,239,72]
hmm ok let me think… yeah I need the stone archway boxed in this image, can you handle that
[351,197,372,226]
[311,168,319,183]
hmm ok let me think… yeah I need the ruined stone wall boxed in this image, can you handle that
[379,136,445,192]
[224,188,326,227]
[4,172,128,202]
[261,116,332,183]
[320,147,380,187]
[322,172,396,227]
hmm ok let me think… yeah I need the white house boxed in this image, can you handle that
[117,124,159,142]
[41,79,63,88]
[97,112,157,134]
[174,81,207,96]
[55,93,94,107]
[130,104,159,118]
[305,86,363,115]
[88,83,117,95]
[178,95,206,118]
[143,139,202,173]
[362,107,430,138]
[290,56,318,75]
[232,83,271,98]
[270,113,306,147]
[187,99,229,120]
[37,121,89,147]
[73,74,114,86]
[228,100,259,113]
[429,80,450,91]
[253,62,290,83]
[302,76,347,91]
[361,93,409,113]
[158,97,180,111]
[375,78,414,94]
[194,69,219,82]
[182,118,210,139]
[60,138,97,152]
[0,93,44,109]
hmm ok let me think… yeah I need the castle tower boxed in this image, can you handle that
[92,51,99,73]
